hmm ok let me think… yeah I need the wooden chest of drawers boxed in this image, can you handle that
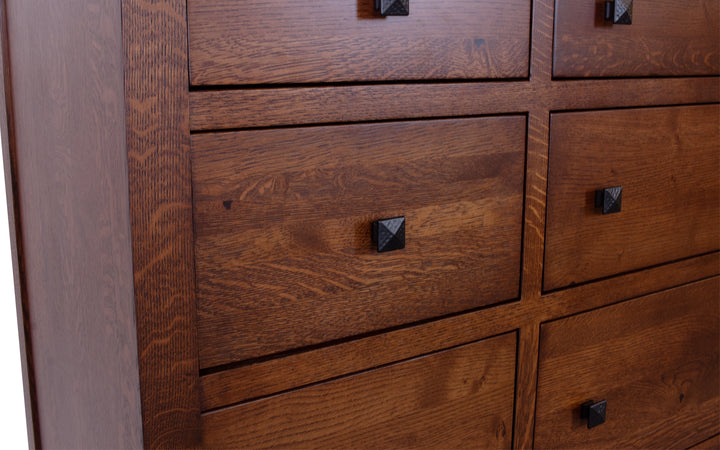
[1,0,718,448]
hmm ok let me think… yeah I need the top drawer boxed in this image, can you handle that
[187,0,531,85]
[554,0,719,78]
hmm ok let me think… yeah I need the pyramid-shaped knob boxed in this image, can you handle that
[375,0,409,16]
[581,399,607,429]
[372,217,405,253]
[605,0,632,24]
[595,186,622,214]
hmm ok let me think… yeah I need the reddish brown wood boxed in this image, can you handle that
[193,117,525,367]
[0,1,38,446]
[199,252,718,412]
[544,105,720,291]
[201,333,516,448]
[534,277,720,448]
[3,0,718,445]
[554,0,720,77]
[122,0,200,446]
[187,0,530,85]
[188,77,720,131]
[512,324,540,449]
[691,434,720,449]
[1,1,143,447]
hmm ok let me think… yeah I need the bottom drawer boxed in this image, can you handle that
[201,332,516,448]
[535,277,720,448]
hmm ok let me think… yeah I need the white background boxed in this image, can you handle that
[1,130,30,448]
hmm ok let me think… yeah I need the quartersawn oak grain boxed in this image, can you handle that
[202,332,516,448]
[554,0,719,77]
[122,0,200,446]
[192,116,525,368]
[534,277,720,448]
[187,0,530,85]
[188,77,720,131]
[544,104,720,291]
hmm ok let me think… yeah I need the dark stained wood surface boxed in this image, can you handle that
[534,277,720,448]
[691,434,720,449]
[544,105,720,291]
[193,117,525,367]
[188,0,530,85]
[554,0,719,77]
[2,1,143,447]
[201,333,516,448]
[199,253,718,411]
[189,77,720,131]
[121,0,200,446]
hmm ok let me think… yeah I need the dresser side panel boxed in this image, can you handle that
[2,0,143,447]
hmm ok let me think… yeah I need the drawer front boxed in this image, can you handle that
[201,332,516,448]
[544,105,720,291]
[187,0,530,85]
[553,0,719,78]
[192,116,525,368]
[534,278,720,449]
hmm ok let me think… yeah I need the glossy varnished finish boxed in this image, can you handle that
[544,105,720,291]
[187,0,530,85]
[2,1,143,447]
[554,0,719,77]
[192,117,525,367]
[121,0,200,446]
[534,277,720,448]
[201,333,516,448]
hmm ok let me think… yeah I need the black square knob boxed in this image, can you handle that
[372,216,405,253]
[595,186,622,214]
[375,0,409,16]
[581,399,607,429]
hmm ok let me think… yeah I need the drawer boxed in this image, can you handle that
[201,332,516,448]
[187,0,531,85]
[553,0,719,78]
[534,278,720,448]
[544,105,719,291]
[192,116,525,368]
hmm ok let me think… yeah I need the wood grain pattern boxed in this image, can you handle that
[199,252,718,411]
[0,1,38,446]
[121,0,200,446]
[189,77,720,131]
[193,117,525,367]
[534,277,720,448]
[544,105,720,291]
[554,0,719,77]
[691,434,720,449]
[201,333,516,448]
[2,1,143,447]
[512,324,540,449]
[510,0,556,443]
[188,0,530,85]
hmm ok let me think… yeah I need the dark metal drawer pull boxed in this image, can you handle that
[595,186,623,214]
[372,216,405,253]
[581,399,607,429]
[604,0,632,24]
[375,0,409,16]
